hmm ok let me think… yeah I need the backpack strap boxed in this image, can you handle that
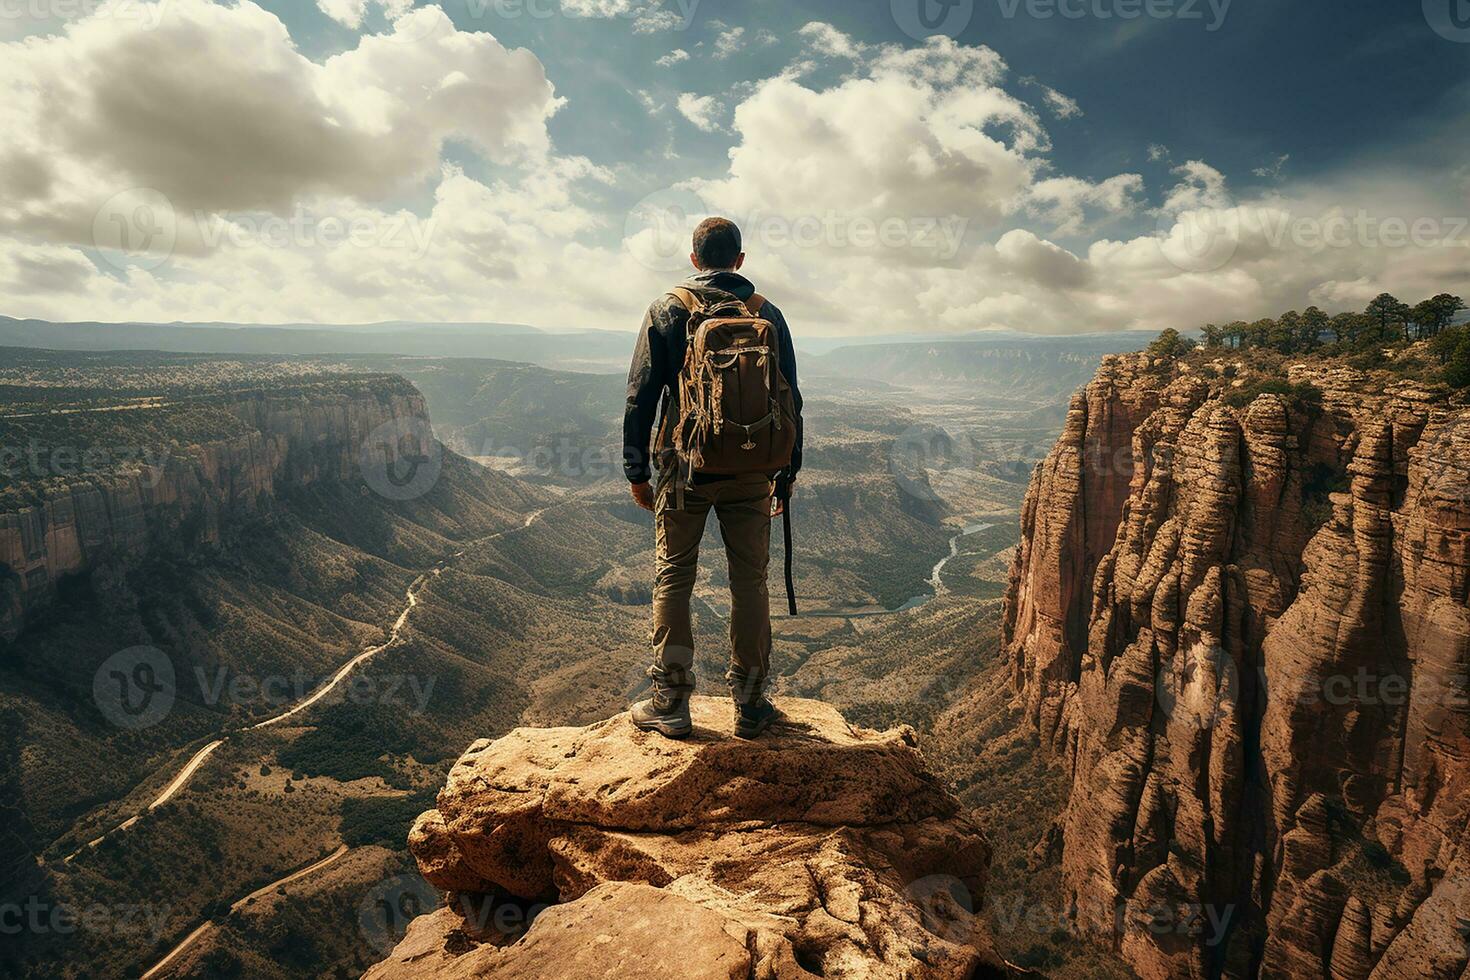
[668,287,702,315]
[774,471,796,616]
[671,287,768,318]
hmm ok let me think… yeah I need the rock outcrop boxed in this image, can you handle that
[1003,353,1470,978]
[368,697,1017,980]
[0,383,429,641]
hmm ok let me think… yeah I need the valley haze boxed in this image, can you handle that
[3,1,1470,978]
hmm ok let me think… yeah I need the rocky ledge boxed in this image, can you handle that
[367,697,1019,979]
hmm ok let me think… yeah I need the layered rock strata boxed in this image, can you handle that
[0,385,429,641]
[1003,353,1469,978]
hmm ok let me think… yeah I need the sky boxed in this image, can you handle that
[1,0,1468,336]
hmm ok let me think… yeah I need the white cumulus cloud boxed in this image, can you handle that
[2,4,1464,339]
[676,93,723,132]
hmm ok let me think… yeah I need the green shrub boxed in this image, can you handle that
[1445,332,1470,388]
[1223,378,1323,410]
[1147,328,1196,361]
[340,790,437,849]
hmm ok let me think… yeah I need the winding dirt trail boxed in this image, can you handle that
[0,397,170,420]
[139,845,351,980]
[61,506,553,863]
[130,505,561,977]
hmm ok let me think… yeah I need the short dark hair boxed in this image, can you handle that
[692,217,742,270]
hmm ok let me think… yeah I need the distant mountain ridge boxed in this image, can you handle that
[1,315,1161,380]
[810,334,1157,400]
[0,316,631,372]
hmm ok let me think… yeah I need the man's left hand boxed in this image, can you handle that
[631,481,655,512]
[771,476,795,517]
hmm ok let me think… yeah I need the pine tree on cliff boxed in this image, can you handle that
[1443,330,1470,388]
[1300,306,1329,349]
[1246,317,1276,348]
[1274,311,1303,352]
[1329,311,1372,346]
[1147,327,1195,360]
[1425,293,1465,335]
[1364,293,1409,340]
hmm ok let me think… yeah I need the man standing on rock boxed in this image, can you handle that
[623,217,804,739]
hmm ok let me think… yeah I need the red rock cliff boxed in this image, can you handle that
[0,385,429,642]
[1003,353,1469,979]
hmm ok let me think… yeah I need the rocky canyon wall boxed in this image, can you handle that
[1002,353,1469,978]
[0,385,430,642]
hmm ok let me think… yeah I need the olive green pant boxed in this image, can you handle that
[651,471,773,704]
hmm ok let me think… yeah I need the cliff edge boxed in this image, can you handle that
[367,696,1018,979]
[1003,351,1469,978]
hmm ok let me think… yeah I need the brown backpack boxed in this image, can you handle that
[655,286,798,481]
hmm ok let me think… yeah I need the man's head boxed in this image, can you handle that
[691,217,745,272]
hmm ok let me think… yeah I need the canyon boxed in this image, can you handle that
[25,336,1464,978]
[1003,352,1469,977]
[1,378,434,643]
[1,343,1062,978]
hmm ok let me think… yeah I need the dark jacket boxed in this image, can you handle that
[623,270,803,485]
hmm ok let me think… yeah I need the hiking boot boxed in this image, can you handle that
[630,694,692,739]
[734,697,780,739]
